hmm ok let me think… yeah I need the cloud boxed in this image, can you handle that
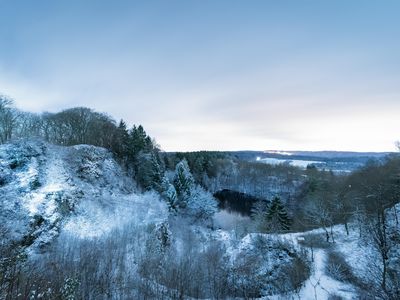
[1,1,399,151]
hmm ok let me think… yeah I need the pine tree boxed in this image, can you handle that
[161,176,179,211]
[136,152,163,191]
[150,152,163,191]
[171,160,217,221]
[112,119,130,160]
[173,159,194,200]
[266,197,291,231]
[129,125,149,156]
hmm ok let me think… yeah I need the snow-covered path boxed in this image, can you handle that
[297,248,356,300]
[264,230,359,300]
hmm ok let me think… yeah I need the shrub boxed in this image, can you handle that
[277,248,311,295]
[325,251,356,284]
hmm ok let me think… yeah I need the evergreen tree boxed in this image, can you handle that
[129,125,149,156]
[149,152,163,191]
[161,176,179,211]
[112,119,130,160]
[136,152,163,191]
[173,159,194,200]
[126,124,161,190]
[171,160,217,221]
[266,197,291,231]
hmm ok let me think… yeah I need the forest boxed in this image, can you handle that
[1,96,400,299]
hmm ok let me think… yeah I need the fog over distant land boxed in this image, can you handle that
[1,0,399,151]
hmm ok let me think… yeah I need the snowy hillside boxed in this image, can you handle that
[1,139,399,299]
[0,140,310,299]
[0,139,168,251]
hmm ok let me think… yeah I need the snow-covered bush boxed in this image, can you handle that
[185,185,218,221]
[325,251,356,284]
[277,250,311,295]
[60,277,80,300]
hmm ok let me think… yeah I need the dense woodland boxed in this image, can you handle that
[1,95,400,299]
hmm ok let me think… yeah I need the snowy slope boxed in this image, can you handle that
[211,227,360,299]
[281,230,357,300]
[0,139,168,251]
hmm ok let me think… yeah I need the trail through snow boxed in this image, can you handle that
[267,231,358,300]
[297,248,356,300]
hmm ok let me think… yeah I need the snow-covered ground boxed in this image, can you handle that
[0,140,168,250]
[21,147,71,223]
[212,226,361,299]
[1,140,397,299]
[258,157,322,169]
[64,192,168,238]
[295,248,356,300]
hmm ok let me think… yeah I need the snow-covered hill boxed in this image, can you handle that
[0,139,168,251]
[1,139,398,299]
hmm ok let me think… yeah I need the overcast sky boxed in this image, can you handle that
[1,0,399,152]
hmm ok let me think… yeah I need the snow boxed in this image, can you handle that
[17,158,39,187]
[63,193,168,239]
[296,249,356,300]
[214,209,250,231]
[1,139,396,299]
[264,151,293,156]
[0,140,167,252]
[334,204,400,286]
[21,148,71,223]
[266,226,360,299]
[333,226,376,282]
[215,227,357,299]
[259,157,322,169]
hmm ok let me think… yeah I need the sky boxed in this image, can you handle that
[0,0,399,152]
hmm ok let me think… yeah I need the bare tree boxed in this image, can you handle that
[350,159,400,297]
[0,96,18,143]
[305,198,335,242]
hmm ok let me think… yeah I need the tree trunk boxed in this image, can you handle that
[344,222,349,236]
[377,210,389,294]
[382,259,387,294]
[323,226,330,242]
[394,206,399,226]
[311,246,314,262]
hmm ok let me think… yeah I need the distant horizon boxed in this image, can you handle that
[8,101,400,153]
[163,148,396,154]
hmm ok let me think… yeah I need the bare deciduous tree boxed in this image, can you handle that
[0,96,18,143]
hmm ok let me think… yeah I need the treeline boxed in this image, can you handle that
[163,151,229,183]
[0,96,162,190]
[164,151,304,201]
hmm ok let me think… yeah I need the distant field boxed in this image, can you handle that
[230,150,393,173]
